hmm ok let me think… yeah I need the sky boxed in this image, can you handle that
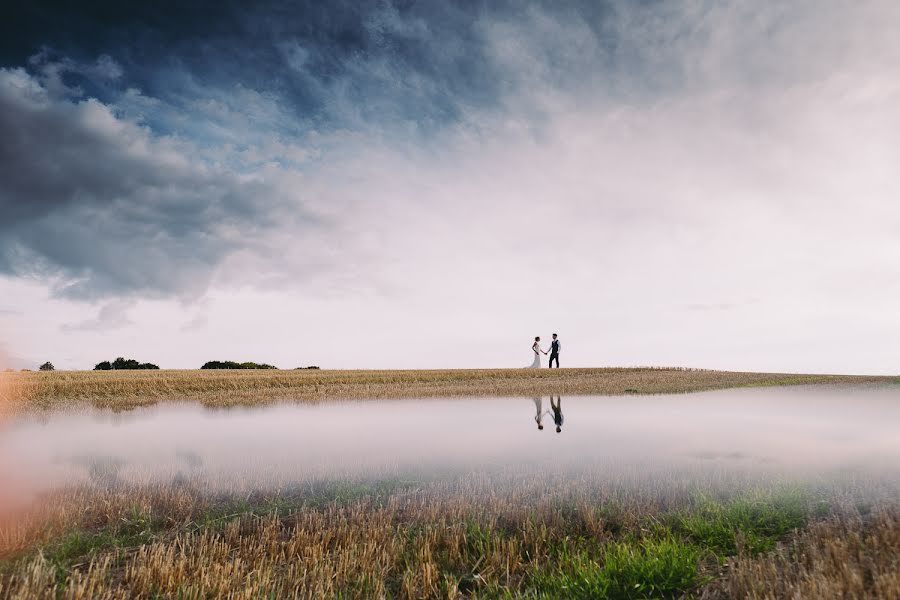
[0,0,898,373]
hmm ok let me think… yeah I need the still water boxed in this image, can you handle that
[1,385,898,499]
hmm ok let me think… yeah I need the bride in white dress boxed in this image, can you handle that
[527,336,547,368]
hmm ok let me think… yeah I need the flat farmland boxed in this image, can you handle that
[1,368,892,412]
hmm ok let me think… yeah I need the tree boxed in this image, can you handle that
[39,362,55,371]
[112,357,139,370]
[109,357,159,370]
[201,360,277,370]
[91,357,160,370]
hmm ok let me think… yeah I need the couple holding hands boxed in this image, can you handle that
[527,333,560,369]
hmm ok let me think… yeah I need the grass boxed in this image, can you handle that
[701,509,900,599]
[673,488,811,556]
[1,367,894,413]
[1,469,897,599]
[531,536,705,599]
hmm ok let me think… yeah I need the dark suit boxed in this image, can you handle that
[549,339,560,368]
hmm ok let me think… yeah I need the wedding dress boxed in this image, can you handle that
[527,342,542,368]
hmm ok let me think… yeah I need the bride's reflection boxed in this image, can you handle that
[532,397,546,430]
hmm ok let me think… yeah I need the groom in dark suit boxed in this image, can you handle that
[548,333,560,368]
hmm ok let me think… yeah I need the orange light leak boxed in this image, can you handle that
[0,349,28,527]
[0,365,13,516]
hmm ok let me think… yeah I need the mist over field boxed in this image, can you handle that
[2,386,899,503]
[1,0,899,372]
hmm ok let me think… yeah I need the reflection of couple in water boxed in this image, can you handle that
[533,397,563,433]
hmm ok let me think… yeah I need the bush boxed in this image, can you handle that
[39,362,55,371]
[200,361,277,370]
[93,357,160,370]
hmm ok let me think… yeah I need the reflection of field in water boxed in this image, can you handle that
[1,384,899,501]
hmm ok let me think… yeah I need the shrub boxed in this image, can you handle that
[39,362,55,371]
[94,361,112,371]
[200,361,277,370]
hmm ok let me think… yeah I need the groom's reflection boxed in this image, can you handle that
[551,396,563,433]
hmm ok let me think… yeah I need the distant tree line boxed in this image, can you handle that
[28,358,314,371]
[201,361,277,370]
[94,357,160,370]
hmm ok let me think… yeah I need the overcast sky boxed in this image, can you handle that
[1,1,898,373]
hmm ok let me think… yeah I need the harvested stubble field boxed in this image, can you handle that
[0,469,899,599]
[0,367,893,412]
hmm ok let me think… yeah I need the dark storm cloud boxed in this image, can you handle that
[0,1,620,300]
[4,1,876,301]
[3,1,625,136]
[0,66,313,299]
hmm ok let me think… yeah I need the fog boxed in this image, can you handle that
[1,385,898,509]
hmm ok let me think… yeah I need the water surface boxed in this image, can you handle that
[1,385,898,500]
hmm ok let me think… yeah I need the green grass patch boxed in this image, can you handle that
[531,536,703,599]
[673,488,810,556]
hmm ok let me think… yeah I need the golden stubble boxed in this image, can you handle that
[700,510,900,599]
[1,470,899,599]
[0,346,15,418]
[9,368,895,413]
